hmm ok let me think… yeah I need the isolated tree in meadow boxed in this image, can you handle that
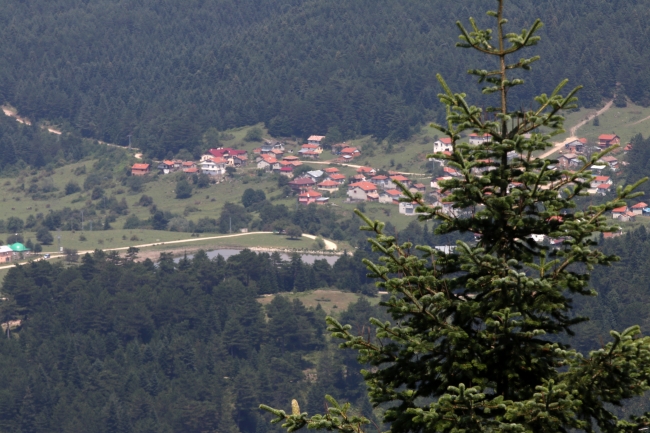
[262,1,650,432]
[286,225,302,240]
[175,179,193,199]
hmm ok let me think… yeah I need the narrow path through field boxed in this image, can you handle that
[536,98,615,160]
[0,232,338,270]
[631,113,650,126]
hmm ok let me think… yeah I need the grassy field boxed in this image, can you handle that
[18,230,330,253]
[556,102,650,144]
[257,289,381,315]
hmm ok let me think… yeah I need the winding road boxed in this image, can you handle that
[0,232,338,270]
[536,98,615,160]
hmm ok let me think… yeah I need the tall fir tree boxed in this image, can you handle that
[262,1,650,431]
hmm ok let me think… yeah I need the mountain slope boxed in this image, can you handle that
[0,0,648,156]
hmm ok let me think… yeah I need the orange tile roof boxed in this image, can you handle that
[318,180,339,187]
[357,166,375,173]
[324,167,339,173]
[299,189,322,198]
[613,206,627,212]
[132,163,150,170]
[631,202,648,209]
[390,175,409,182]
[599,134,618,140]
[349,181,377,191]
[438,137,452,144]
[329,173,346,180]
[261,155,277,163]
[594,176,610,181]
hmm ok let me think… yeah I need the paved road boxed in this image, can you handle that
[0,232,338,270]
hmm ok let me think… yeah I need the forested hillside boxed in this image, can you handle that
[0,249,385,433]
[1,0,649,156]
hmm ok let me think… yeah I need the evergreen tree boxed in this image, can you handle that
[262,1,650,432]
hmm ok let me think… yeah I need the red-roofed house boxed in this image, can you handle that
[257,155,279,171]
[357,166,376,175]
[200,157,226,176]
[209,148,247,158]
[157,160,175,174]
[182,161,197,172]
[469,133,492,145]
[390,175,411,186]
[340,147,361,158]
[300,143,322,153]
[131,163,150,176]
[308,135,326,145]
[410,183,426,193]
[592,176,611,186]
[347,182,377,201]
[596,183,611,196]
[289,177,316,192]
[433,137,453,153]
[317,180,340,193]
[631,202,648,215]
[327,173,347,185]
[612,206,628,219]
[443,166,461,177]
[324,167,340,174]
[598,134,620,148]
[379,189,404,204]
[279,166,294,177]
[298,189,323,205]
[370,175,391,189]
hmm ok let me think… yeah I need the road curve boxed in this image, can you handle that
[0,232,338,270]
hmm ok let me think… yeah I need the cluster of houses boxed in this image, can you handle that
[611,202,649,222]
[558,134,625,174]
[286,164,427,215]
[131,147,250,177]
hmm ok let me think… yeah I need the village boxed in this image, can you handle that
[126,130,645,229]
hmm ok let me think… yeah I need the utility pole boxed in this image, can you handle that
[229,216,232,234]
[57,228,61,252]
[81,210,84,231]
[127,134,132,149]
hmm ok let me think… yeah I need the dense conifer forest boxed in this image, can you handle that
[0,0,649,155]
[0,236,645,431]
[0,249,388,433]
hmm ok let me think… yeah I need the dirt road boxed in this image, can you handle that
[1,105,137,149]
[535,98,615,160]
